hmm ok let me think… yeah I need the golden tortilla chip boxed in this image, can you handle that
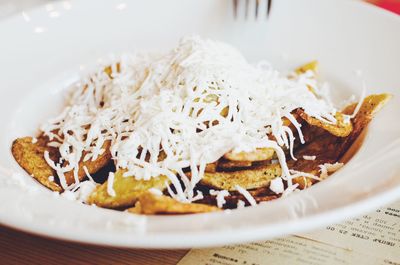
[292,176,314,190]
[297,109,353,137]
[339,93,392,156]
[11,136,62,192]
[197,186,278,209]
[103,63,121,78]
[64,140,112,185]
[224,147,275,162]
[289,93,392,178]
[217,159,253,170]
[222,114,300,164]
[295,61,318,94]
[198,163,282,191]
[128,192,220,215]
[87,169,169,208]
[205,162,218,173]
[295,60,318,74]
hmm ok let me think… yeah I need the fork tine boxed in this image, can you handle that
[245,0,250,20]
[234,0,272,20]
[233,0,238,19]
[255,0,260,19]
[267,0,272,17]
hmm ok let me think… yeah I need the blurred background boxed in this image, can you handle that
[0,0,399,19]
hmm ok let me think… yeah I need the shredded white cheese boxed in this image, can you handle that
[282,183,299,198]
[302,155,316,161]
[235,185,257,206]
[41,35,338,202]
[209,189,230,208]
[76,181,97,202]
[319,162,344,179]
[106,172,116,197]
[82,166,95,183]
[269,177,284,194]
[237,200,246,209]
[148,188,163,196]
[350,81,367,119]
[289,169,320,181]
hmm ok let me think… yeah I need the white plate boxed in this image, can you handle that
[0,0,399,249]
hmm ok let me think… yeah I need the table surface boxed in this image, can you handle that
[0,225,188,265]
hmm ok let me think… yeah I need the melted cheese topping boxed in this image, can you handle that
[41,35,337,202]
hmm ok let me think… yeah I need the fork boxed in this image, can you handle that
[233,0,272,20]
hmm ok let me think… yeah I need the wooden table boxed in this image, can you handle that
[0,225,188,265]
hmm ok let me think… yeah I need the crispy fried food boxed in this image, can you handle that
[128,192,220,215]
[205,162,218,173]
[64,140,112,185]
[289,94,392,178]
[295,61,318,94]
[297,109,353,137]
[11,136,62,192]
[292,176,314,190]
[87,169,169,208]
[223,113,302,164]
[337,94,391,158]
[197,186,278,209]
[217,159,253,171]
[224,147,275,162]
[197,163,282,191]
[295,60,318,74]
[341,93,392,142]
[103,63,121,78]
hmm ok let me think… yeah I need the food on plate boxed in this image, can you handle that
[224,147,275,162]
[87,169,170,208]
[11,36,391,215]
[297,110,353,137]
[12,136,62,192]
[64,140,112,185]
[197,163,282,191]
[128,192,220,215]
[295,60,318,74]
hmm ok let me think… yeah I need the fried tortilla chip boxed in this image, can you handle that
[295,61,318,94]
[223,113,302,164]
[205,162,218,173]
[197,163,282,191]
[289,93,392,178]
[197,186,278,209]
[64,140,112,185]
[217,159,253,171]
[128,192,220,215]
[295,61,318,74]
[11,136,62,192]
[340,93,392,146]
[292,176,314,190]
[297,109,353,137]
[87,169,169,208]
[224,147,275,162]
[103,63,121,78]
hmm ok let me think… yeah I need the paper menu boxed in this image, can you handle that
[178,201,400,265]
[300,201,400,262]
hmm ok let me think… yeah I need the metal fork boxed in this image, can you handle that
[233,0,272,20]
